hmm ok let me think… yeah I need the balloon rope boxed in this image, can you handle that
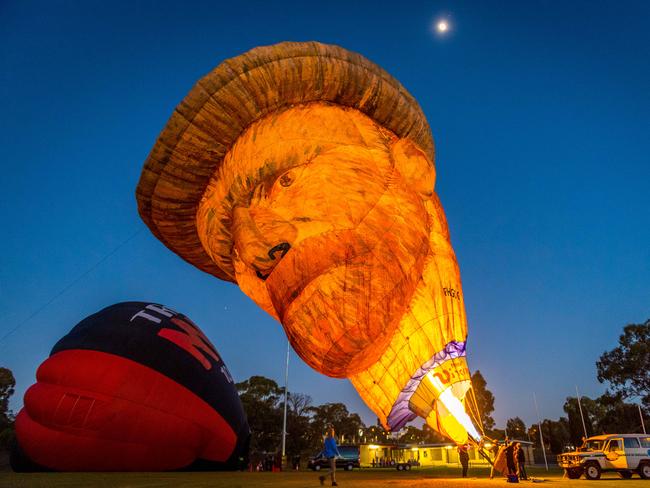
[467,384,486,436]
[0,228,144,348]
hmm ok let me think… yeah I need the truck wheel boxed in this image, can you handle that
[639,462,650,480]
[346,464,353,471]
[584,463,601,480]
[405,464,411,470]
[314,465,321,471]
[619,470,633,479]
[566,468,582,479]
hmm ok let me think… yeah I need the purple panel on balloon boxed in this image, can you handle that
[386,341,466,431]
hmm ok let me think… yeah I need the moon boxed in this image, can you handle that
[436,20,449,34]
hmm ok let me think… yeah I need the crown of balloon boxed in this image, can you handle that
[136,41,434,281]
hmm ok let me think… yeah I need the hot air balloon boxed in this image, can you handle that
[136,42,480,445]
[11,302,249,472]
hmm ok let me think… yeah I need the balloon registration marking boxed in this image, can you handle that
[131,304,221,371]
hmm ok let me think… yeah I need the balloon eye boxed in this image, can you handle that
[279,172,294,187]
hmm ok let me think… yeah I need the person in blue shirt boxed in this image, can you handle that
[319,425,341,486]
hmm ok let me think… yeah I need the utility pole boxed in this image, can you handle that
[575,385,588,439]
[533,393,548,471]
[639,404,647,434]
[281,341,290,463]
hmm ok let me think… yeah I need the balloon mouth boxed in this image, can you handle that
[422,361,480,445]
[434,385,482,444]
[386,341,466,431]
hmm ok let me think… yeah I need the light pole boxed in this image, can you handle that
[533,393,548,471]
[575,385,588,438]
[639,404,647,434]
[281,340,290,462]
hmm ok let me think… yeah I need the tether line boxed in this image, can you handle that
[0,227,144,347]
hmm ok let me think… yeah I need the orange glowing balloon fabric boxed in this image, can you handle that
[137,42,476,444]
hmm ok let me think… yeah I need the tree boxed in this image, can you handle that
[285,393,313,457]
[490,428,507,441]
[527,424,540,446]
[0,367,16,449]
[470,370,495,433]
[398,425,428,444]
[0,368,15,428]
[563,395,603,445]
[563,393,645,445]
[308,403,365,447]
[530,418,570,454]
[506,417,527,439]
[595,392,646,434]
[235,375,369,459]
[236,376,283,454]
[362,423,389,444]
[421,422,448,443]
[236,375,283,406]
[596,320,650,408]
[288,392,312,417]
[540,418,571,454]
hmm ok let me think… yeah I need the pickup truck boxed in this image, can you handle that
[557,433,650,479]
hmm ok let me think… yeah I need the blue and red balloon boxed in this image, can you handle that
[11,302,249,471]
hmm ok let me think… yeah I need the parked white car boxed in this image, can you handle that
[557,433,650,479]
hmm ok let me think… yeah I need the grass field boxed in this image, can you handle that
[1,465,647,488]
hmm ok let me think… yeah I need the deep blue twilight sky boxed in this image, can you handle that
[1,1,649,432]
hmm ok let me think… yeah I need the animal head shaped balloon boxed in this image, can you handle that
[137,42,479,444]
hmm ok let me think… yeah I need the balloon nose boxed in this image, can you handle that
[255,242,291,280]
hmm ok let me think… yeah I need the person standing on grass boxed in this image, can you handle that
[458,444,470,478]
[515,442,527,480]
[505,441,517,477]
[319,425,341,486]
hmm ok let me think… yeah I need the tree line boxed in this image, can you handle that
[0,367,15,449]
[0,319,646,460]
[491,319,649,455]
[236,374,456,461]
[237,375,367,459]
